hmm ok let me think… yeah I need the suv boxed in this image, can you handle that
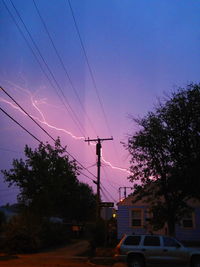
[114,234,200,267]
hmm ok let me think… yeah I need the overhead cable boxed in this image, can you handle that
[5,0,87,137]
[0,86,97,180]
[32,0,98,137]
[101,183,117,203]
[0,106,42,144]
[67,0,113,136]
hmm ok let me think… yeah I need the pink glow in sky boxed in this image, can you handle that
[0,0,200,205]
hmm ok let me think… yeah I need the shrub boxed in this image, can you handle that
[2,214,70,253]
[0,210,6,229]
[40,219,69,248]
[89,220,107,249]
[3,215,41,253]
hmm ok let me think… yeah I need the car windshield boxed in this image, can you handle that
[124,235,141,245]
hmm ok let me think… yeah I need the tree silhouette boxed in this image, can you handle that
[2,138,96,222]
[127,84,200,236]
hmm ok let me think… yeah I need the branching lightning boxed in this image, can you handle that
[101,155,131,174]
[0,84,130,174]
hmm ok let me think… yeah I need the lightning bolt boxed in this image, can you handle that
[0,83,130,174]
[102,155,131,174]
[1,96,85,141]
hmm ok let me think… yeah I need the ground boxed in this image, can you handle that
[0,241,185,267]
[0,240,124,267]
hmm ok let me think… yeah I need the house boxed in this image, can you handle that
[117,194,200,243]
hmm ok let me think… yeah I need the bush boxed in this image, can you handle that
[89,220,107,250]
[0,210,6,229]
[40,219,69,248]
[2,214,69,253]
[3,215,41,253]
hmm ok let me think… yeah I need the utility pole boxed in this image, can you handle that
[119,187,133,202]
[85,137,113,219]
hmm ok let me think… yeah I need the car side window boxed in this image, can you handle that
[124,236,141,245]
[163,237,179,247]
[143,236,160,246]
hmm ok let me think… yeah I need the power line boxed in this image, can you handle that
[1,1,122,195]
[32,0,98,137]
[3,0,121,177]
[1,0,57,94]
[1,81,97,173]
[85,137,113,218]
[101,183,117,203]
[100,188,109,202]
[1,86,56,143]
[67,0,113,136]
[102,165,124,187]
[0,86,97,181]
[0,106,42,144]
[9,0,86,137]
[67,0,123,164]
[5,0,87,138]
[102,167,119,191]
[0,104,95,182]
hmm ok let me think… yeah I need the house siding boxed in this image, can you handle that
[117,205,147,239]
[117,201,200,242]
[176,207,200,242]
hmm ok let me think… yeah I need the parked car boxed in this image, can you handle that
[114,234,200,267]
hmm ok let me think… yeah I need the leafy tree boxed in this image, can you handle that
[1,138,96,222]
[127,84,200,236]
[0,210,6,231]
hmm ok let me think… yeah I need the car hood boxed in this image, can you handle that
[185,247,200,254]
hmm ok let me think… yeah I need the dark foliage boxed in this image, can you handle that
[1,138,96,222]
[2,213,70,253]
[127,84,200,236]
[89,220,107,255]
[0,210,6,230]
[3,214,41,253]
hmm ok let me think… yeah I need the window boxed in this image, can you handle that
[182,213,194,229]
[163,237,179,247]
[124,236,141,246]
[145,208,152,222]
[131,209,143,227]
[143,236,160,246]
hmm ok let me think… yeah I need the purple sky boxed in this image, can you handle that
[0,0,200,206]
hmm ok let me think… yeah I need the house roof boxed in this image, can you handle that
[117,193,200,207]
[117,194,150,206]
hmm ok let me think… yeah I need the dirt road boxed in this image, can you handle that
[0,240,117,267]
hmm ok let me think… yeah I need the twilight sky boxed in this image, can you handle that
[0,0,200,206]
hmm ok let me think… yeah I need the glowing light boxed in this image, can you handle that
[0,97,26,115]
[112,213,117,218]
[102,154,131,174]
[1,97,85,141]
[0,84,131,174]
